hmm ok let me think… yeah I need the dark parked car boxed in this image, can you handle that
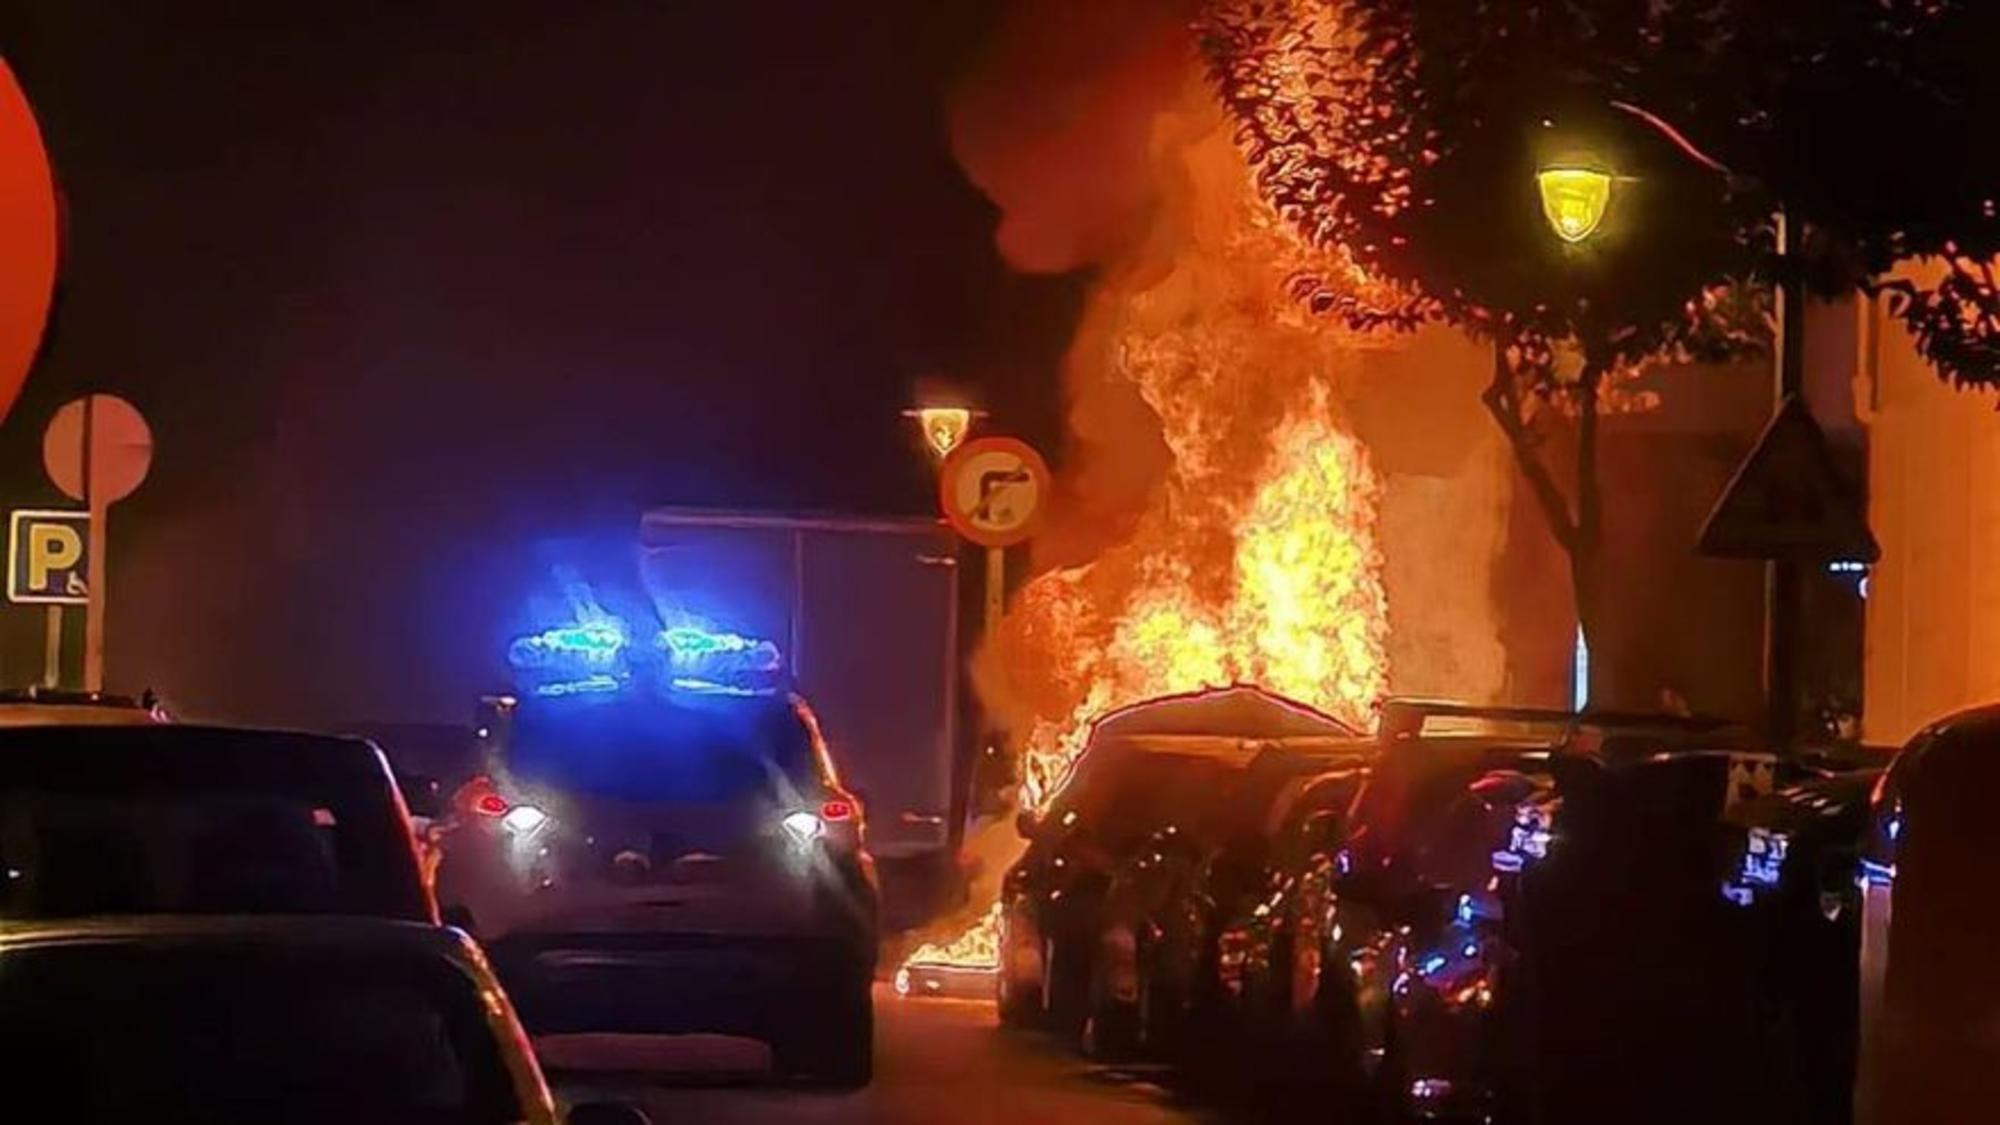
[435,684,878,1087]
[1853,706,2000,1125]
[0,724,433,922]
[0,914,646,1124]
[1220,703,1779,1124]
[1716,748,1885,1125]
[1080,746,1371,1064]
[996,686,1358,1033]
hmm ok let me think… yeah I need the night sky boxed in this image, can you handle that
[0,1,1080,724]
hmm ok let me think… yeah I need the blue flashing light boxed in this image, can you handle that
[1721,883,1754,908]
[1462,941,1480,959]
[660,626,781,671]
[508,622,627,672]
[1859,858,1897,887]
[1886,810,1902,843]
[1456,894,1475,926]
[1491,850,1524,874]
[533,674,623,698]
[668,676,770,698]
[1418,954,1448,978]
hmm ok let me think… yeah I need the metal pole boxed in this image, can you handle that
[1767,210,1806,751]
[43,605,61,689]
[984,545,1005,642]
[80,395,109,693]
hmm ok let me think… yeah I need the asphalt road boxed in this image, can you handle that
[555,984,1222,1124]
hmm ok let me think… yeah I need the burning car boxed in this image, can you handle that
[995,685,1359,1032]
[432,616,878,1087]
[1081,746,1370,1068]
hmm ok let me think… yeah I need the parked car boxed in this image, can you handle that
[1221,702,1775,1124]
[1081,745,1371,1066]
[435,683,879,1087]
[1716,753,1883,1125]
[0,724,433,921]
[0,913,645,1124]
[1853,706,2000,1125]
[996,685,1359,1033]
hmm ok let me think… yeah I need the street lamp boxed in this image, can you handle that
[1535,166,1614,243]
[904,406,973,460]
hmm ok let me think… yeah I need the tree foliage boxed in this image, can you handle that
[1198,0,2000,388]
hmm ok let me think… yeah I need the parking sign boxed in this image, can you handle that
[8,509,89,604]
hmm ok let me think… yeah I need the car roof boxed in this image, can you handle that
[0,725,396,790]
[1090,685,1358,742]
[0,914,480,964]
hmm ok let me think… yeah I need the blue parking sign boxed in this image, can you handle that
[8,509,89,604]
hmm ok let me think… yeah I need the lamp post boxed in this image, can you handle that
[1535,166,1615,244]
[904,406,973,461]
[1536,124,1810,750]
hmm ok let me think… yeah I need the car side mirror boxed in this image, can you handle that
[1015,809,1040,839]
[568,1103,652,1125]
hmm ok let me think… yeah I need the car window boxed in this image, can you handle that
[1083,755,1239,852]
[508,694,820,803]
[0,732,425,920]
[0,942,523,1123]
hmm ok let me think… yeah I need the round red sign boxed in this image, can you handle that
[938,436,1051,548]
[0,59,58,429]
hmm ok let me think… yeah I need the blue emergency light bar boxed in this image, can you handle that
[507,615,785,700]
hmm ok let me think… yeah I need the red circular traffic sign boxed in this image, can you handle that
[938,435,1050,548]
[44,394,153,506]
[0,59,58,429]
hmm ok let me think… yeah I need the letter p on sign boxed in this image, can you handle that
[9,509,89,604]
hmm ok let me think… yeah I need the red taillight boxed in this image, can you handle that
[474,793,510,817]
[820,798,855,822]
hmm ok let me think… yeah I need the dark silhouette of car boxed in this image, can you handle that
[1853,706,2000,1125]
[996,686,1359,1033]
[435,686,878,1087]
[0,724,434,922]
[1218,702,1787,1124]
[1080,746,1371,1066]
[0,914,646,1124]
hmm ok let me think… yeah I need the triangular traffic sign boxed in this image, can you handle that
[1699,395,1879,562]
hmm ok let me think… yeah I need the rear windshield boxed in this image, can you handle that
[0,729,426,920]
[507,695,820,803]
[1071,754,1241,851]
[0,941,522,1123]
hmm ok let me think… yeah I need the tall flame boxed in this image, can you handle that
[903,80,1395,980]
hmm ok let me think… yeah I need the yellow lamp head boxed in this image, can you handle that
[1536,167,1614,243]
[914,406,971,459]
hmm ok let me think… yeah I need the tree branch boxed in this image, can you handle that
[1575,360,1604,556]
[1482,343,1577,554]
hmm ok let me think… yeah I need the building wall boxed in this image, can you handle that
[1862,291,2000,744]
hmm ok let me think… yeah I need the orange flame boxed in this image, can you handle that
[902,72,1394,982]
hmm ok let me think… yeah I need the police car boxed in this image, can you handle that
[433,616,878,1087]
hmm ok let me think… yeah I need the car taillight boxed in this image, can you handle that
[474,793,510,817]
[820,797,855,822]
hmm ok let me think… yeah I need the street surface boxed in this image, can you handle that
[556,985,1220,1125]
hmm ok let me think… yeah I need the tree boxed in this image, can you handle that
[1198,0,2000,704]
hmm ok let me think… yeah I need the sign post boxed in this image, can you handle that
[1699,392,1878,749]
[43,395,153,692]
[937,436,1051,645]
[7,509,90,687]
